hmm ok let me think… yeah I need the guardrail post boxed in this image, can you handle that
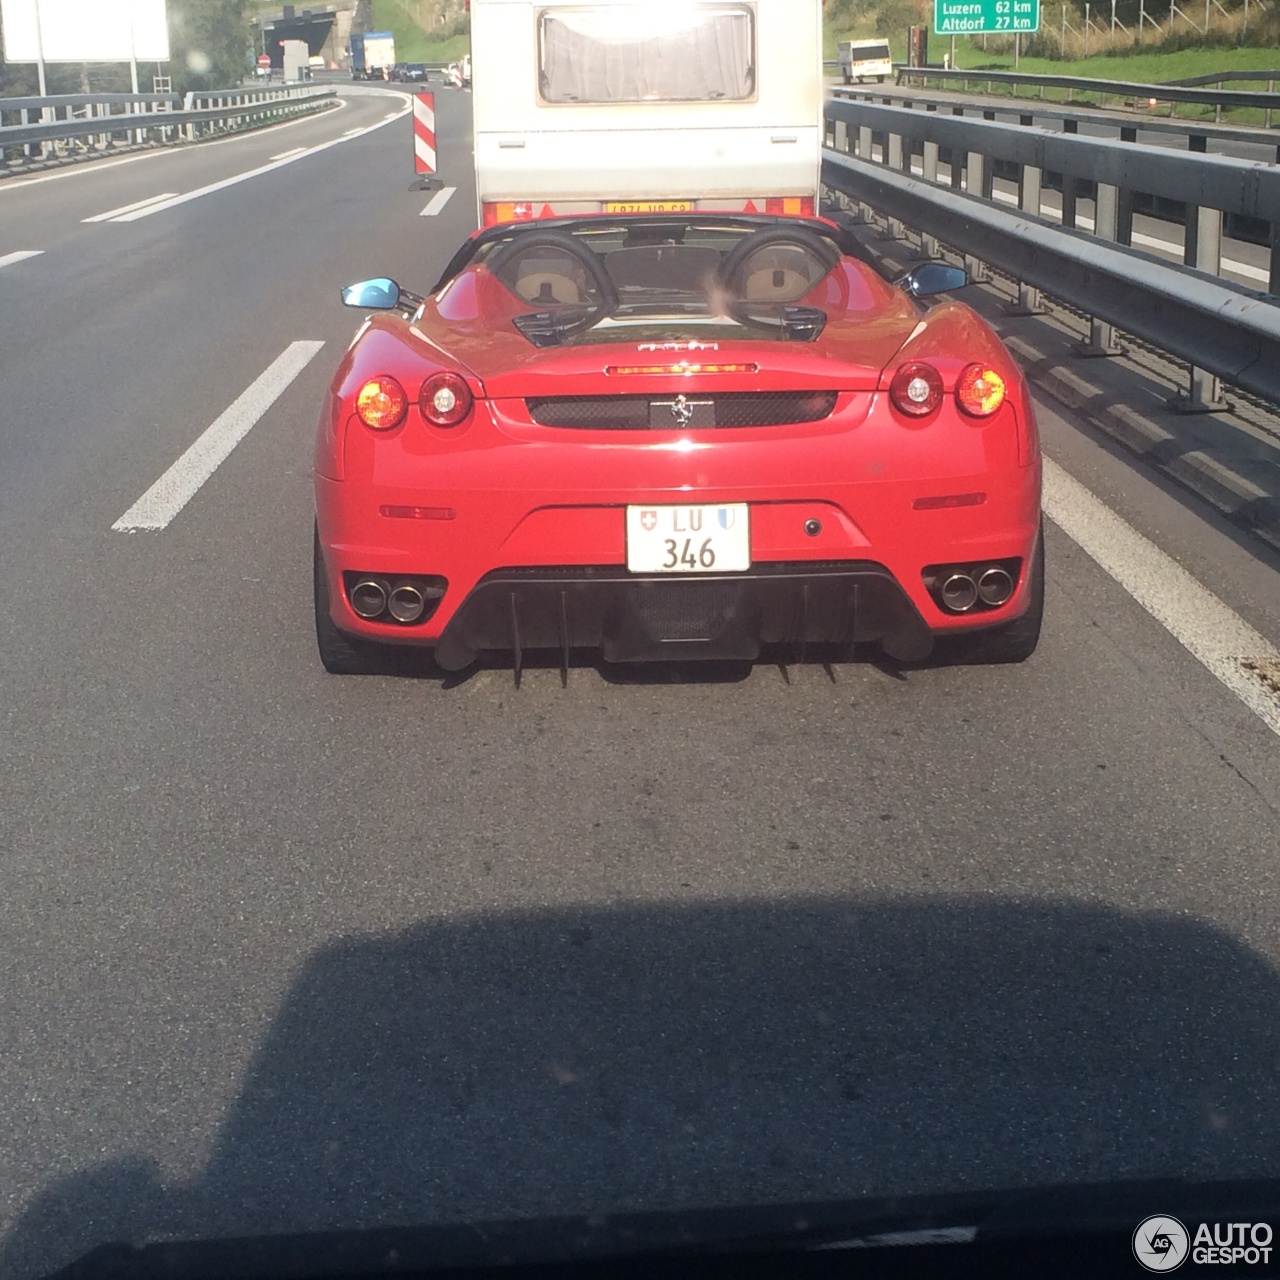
[1006,163,1047,314]
[920,140,940,257]
[1061,119,1079,229]
[1171,206,1229,411]
[963,151,988,281]
[857,125,875,223]
[884,132,906,240]
[1270,221,1280,297]
[1075,183,1124,357]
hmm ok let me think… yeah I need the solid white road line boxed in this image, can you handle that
[112,341,324,533]
[0,250,44,269]
[82,193,178,222]
[270,146,307,160]
[1043,455,1280,738]
[111,98,411,222]
[420,186,456,216]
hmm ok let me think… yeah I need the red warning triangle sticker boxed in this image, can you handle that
[743,199,759,213]
[540,204,555,218]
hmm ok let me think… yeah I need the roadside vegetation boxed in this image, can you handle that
[367,0,469,62]
[824,0,1280,70]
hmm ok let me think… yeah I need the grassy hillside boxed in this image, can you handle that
[368,0,469,61]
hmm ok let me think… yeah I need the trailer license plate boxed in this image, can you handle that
[605,200,694,214]
[626,504,750,573]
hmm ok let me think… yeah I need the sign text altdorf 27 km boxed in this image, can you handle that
[934,0,1040,33]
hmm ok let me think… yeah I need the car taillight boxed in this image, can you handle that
[419,372,473,426]
[889,362,943,417]
[956,364,1007,417]
[356,376,408,430]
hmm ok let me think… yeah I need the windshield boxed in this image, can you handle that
[538,4,756,103]
[475,220,849,344]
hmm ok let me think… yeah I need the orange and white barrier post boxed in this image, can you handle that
[413,92,436,174]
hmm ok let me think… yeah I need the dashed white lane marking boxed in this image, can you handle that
[270,146,307,160]
[420,186,456,216]
[1043,455,1280,738]
[110,96,412,222]
[82,192,177,222]
[112,341,324,532]
[0,250,43,271]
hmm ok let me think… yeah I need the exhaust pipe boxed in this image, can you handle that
[940,573,979,613]
[977,566,1014,607]
[350,578,389,620]
[388,582,426,624]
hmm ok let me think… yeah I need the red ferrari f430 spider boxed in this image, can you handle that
[314,215,1042,675]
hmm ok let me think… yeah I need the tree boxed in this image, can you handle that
[167,0,251,94]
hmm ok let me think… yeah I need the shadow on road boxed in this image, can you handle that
[5,896,1280,1277]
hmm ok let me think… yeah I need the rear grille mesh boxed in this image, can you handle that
[526,391,840,429]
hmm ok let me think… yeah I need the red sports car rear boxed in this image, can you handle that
[314,216,1042,674]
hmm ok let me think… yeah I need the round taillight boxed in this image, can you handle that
[419,372,473,427]
[889,362,943,417]
[956,364,1007,417]
[355,376,408,430]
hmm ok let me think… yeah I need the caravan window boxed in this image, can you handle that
[538,5,756,104]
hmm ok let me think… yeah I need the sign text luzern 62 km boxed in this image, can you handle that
[934,0,1040,33]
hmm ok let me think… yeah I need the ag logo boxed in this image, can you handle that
[1133,1216,1189,1272]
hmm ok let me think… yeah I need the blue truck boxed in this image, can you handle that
[350,30,396,80]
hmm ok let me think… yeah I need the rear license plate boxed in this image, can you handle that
[605,200,694,214]
[626,504,750,573]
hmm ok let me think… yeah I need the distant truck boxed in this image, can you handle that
[350,30,396,80]
[837,39,893,83]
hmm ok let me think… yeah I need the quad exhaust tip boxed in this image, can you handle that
[977,566,1014,607]
[388,583,427,624]
[350,578,389,620]
[940,572,979,613]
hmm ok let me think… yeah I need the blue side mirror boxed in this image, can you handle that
[896,263,969,297]
[341,278,402,310]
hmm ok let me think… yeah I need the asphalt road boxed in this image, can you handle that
[2,84,1280,1280]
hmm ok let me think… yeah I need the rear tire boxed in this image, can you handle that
[940,520,1045,665]
[842,68,852,83]
[313,526,389,675]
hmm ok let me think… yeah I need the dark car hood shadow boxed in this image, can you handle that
[6,895,1280,1278]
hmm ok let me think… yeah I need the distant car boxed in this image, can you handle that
[838,38,893,83]
[313,214,1043,675]
[399,62,428,82]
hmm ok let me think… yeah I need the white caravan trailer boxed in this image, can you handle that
[469,0,824,227]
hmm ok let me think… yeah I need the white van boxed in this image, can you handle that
[837,39,893,84]
[470,0,824,227]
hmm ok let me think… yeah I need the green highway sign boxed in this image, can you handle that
[934,0,1040,33]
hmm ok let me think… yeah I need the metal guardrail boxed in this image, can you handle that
[0,84,335,171]
[1170,70,1280,87]
[823,99,1280,410]
[894,64,1280,122]
[831,84,1280,154]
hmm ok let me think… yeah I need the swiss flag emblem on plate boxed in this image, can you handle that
[640,510,658,532]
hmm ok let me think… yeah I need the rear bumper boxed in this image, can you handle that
[432,562,934,669]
